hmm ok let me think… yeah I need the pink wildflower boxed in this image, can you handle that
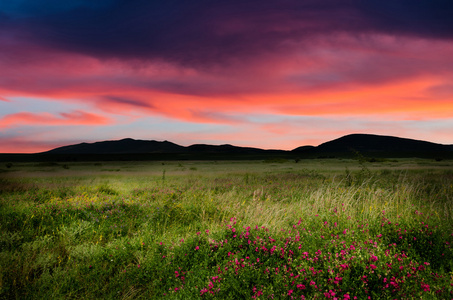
[421,283,430,291]
[297,284,306,290]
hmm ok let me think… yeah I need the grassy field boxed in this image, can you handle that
[1,158,452,299]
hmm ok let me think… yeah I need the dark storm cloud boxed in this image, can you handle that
[2,0,452,67]
[357,0,453,39]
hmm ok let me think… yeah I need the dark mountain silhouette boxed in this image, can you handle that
[45,139,286,155]
[186,144,283,154]
[39,133,452,159]
[291,133,453,158]
[45,138,185,154]
[291,145,315,152]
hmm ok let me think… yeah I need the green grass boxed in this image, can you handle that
[1,159,452,299]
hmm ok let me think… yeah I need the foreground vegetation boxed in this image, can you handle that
[1,159,452,299]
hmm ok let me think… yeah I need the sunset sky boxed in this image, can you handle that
[1,0,453,153]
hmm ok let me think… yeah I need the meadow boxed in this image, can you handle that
[1,158,452,299]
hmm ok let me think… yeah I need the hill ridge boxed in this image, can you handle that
[43,133,453,156]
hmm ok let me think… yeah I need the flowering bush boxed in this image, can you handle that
[144,215,452,298]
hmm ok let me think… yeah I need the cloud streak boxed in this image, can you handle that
[0,111,110,129]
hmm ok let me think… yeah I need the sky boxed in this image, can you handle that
[1,0,453,153]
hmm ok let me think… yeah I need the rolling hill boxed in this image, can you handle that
[40,134,453,159]
[292,134,453,156]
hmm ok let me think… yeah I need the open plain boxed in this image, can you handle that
[1,158,452,299]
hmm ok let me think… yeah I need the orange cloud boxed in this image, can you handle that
[248,76,453,119]
[0,111,110,129]
[0,137,63,153]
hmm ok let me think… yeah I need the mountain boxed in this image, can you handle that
[318,134,452,153]
[42,134,453,159]
[45,138,185,154]
[291,133,453,157]
[44,138,285,155]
